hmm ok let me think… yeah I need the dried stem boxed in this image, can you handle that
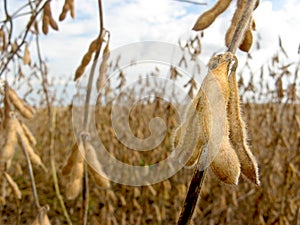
[83,22,105,131]
[15,118,41,211]
[177,161,207,225]
[3,0,13,42]
[49,108,73,225]
[35,32,51,114]
[80,161,89,225]
[80,0,105,224]
[227,0,257,54]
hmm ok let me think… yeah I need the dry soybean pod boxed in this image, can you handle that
[4,172,22,200]
[227,57,260,185]
[42,2,51,35]
[96,33,110,92]
[182,89,207,168]
[59,0,70,21]
[0,28,7,51]
[42,15,49,35]
[88,166,111,189]
[21,122,37,146]
[15,118,47,172]
[170,78,206,168]
[42,1,58,33]
[69,0,75,18]
[193,0,233,31]
[225,0,247,48]
[210,137,241,184]
[23,44,31,65]
[66,163,84,199]
[85,142,110,188]
[49,17,59,31]
[7,86,34,119]
[31,206,51,225]
[59,0,74,21]
[66,177,82,200]
[239,27,253,52]
[178,53,241,225]
[64,141,85,199]
[64,145,83,194]
[74,38,101,81]
[62,143,84,176]
[0,117,17,162]
[205,53,241,184]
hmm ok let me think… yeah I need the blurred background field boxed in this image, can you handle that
[1,40,300,224]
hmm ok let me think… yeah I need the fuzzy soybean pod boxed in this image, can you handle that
[171,85,210,169]
[15,118,47,173]
[227,58,260,185]
[42,1,58,35]
[225,0,258,52]
[193,0,232,31]
[31,207,51,225]
[172,53,241,185]
[21,122,37,146]
[238,19,253,52]
[4,172,22,200]
[85,142,111,189]
[66,163,83,200]
[96,39,110,92]
[225,0,246,48]
[59,0,75,21]
[205,53,241,185]
[62,143,84,176]
[7,87,35,119]
[23,44,31,65]
[62,142,85,200]
[0,118,17,162]
[74,38,100,81]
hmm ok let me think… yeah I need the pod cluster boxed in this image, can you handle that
[173,52,259,185]
[193,0,259,52]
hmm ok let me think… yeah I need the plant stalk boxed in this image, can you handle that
[80,0,105,224]
[177,162,207,225]
[227,0,257,54]
[49,108,73,225]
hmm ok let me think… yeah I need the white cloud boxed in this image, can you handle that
[257,0,300,57]
[2,0,300,89]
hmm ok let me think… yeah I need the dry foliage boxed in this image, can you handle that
[1,37,299,224]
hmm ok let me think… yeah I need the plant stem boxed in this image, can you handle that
[16,119,41,211]
[81,161,89,225]
[177,163,207,225]
[80,0,105,224]
[227,0,257,54]
[49,108,73,225]
[82,2,105,132]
